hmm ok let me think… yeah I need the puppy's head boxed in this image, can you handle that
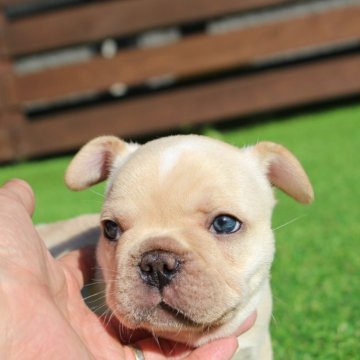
[66,135,313,345]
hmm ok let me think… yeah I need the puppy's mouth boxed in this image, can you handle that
[159,301,203,327]
[153,299,240,331]
[109,247,246,336]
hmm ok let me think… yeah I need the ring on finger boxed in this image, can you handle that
[131,345,145,360]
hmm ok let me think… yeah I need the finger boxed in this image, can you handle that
[187,337,238,360]
[0,179,35,216]
[133,335,238,360]
[133,338,190,360]
[58,246,97,288]
[233,311,257,337]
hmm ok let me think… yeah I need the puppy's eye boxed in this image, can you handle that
[103,220,121,241]
[210,215,242,234]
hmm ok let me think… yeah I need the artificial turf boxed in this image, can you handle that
[1,102,359,358]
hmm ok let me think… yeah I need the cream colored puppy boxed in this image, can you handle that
[41,135,313,359]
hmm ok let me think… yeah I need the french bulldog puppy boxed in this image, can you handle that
[40,135,313,359]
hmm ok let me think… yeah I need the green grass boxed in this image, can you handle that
[0,156,105,223]
[1,103,359,358]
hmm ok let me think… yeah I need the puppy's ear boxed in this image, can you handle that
[65,136,139,191]
[254,142,314,204]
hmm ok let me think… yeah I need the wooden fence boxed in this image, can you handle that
[1,0,360,161]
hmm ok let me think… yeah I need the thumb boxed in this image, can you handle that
[0,179,35,216]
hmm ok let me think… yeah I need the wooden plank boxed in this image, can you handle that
[0,0,36,6]
[0,124,14,161]
[0,111,27,161]
[15,4,360,105]
[5,0,288,55]
[0,13,9,58]
[0,12,25,161]
[0,61,18,109]
[25,54,360,157]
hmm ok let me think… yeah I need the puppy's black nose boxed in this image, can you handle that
[139,250,181,290]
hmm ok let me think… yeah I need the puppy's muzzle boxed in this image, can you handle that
[139,250,181,290]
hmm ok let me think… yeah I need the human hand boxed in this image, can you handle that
[0,179,255,359]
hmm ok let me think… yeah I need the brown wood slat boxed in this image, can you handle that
[0,0,35,6]
[5,0,288,56]
[0,61,18,109]
[15,4,360,105]
[0,12,8,57]
[24,54,360,157]
[0,125,14,161]
[0,111,27,161]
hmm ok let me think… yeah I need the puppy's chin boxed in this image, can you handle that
[106,280,257,346]
[110,301,242,345]
[109,295,259,346]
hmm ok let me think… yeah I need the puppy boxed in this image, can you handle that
[40,135,313,359]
